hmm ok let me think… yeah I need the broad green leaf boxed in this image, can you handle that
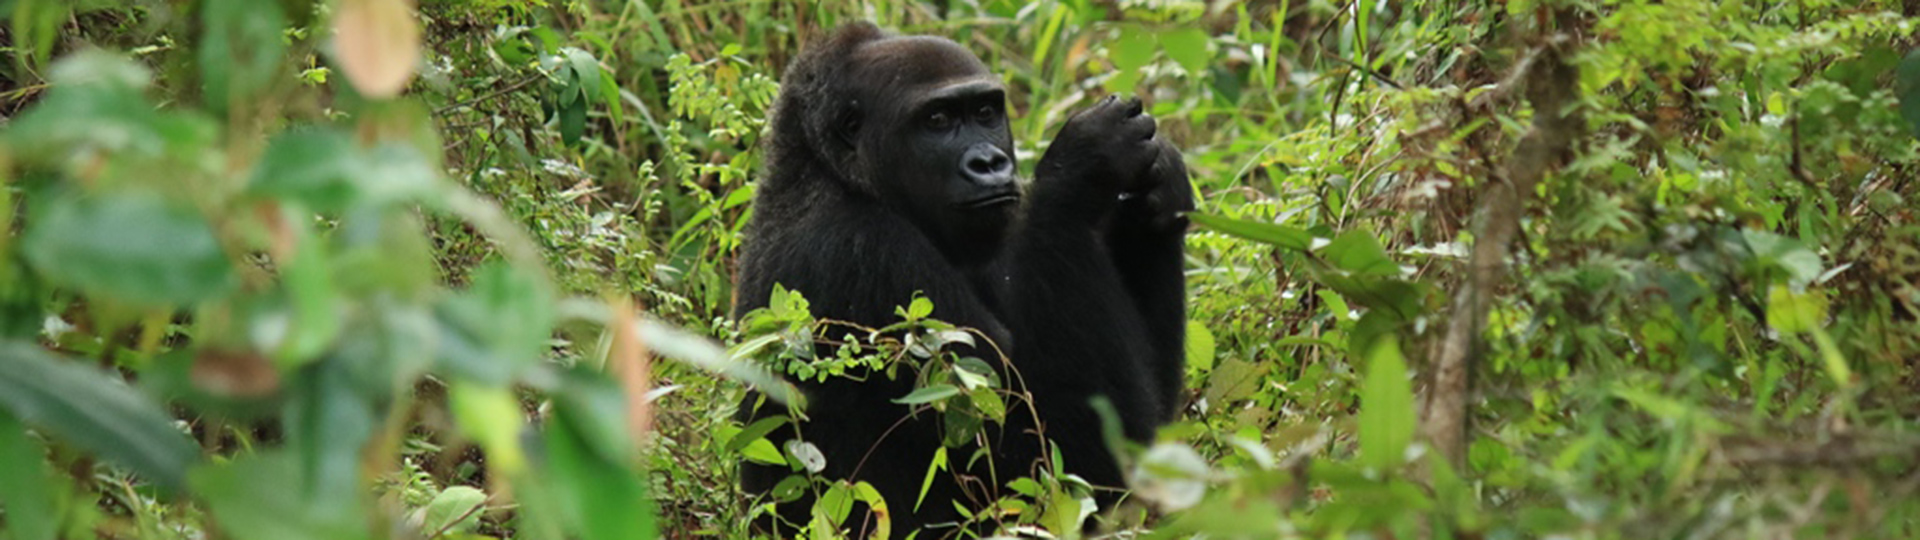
[274,211,341,367]
[1897,48,1920,138]
[191,452,369,540]
[1130,442,1209,511]
[1160,28,1211,74]
[1183,320,1214,372]
[282,360,376,507]
[1111,25,1157,70]
[0,342,199,493]
[726,415,791,453]
[198,0,286,115]
[1740,230,1822,289]
[1321,230,1400,276]
[449,383,528,476]
[21,192,236,308]
[0,413,59,540]
[548,368,635,463]
[249,129,361,211]
[905,295,934,320]
[892,384,961,405]
[7,53,215,173]
[1764,284,1827,334]
[433,262,554,385]
[741,438,786,466]
[1202,357,1267,405]
[1189,212,1314,251]
[1357,339,1413,470]
[419,486,487,536]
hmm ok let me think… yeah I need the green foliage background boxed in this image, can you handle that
[2,0,1919,538]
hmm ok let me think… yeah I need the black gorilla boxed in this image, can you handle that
[735,22,1191,536]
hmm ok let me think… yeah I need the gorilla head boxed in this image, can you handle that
[769,23,1019,264]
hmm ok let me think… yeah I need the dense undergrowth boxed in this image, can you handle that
[2,0,1919,539]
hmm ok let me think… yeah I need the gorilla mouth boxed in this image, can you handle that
[960,192,1020,209]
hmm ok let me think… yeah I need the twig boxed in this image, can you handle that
[434,75,544,115]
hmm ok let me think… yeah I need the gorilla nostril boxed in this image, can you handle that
[1125,98,1144,117]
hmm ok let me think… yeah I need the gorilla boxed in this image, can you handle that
[734,22,1192,537]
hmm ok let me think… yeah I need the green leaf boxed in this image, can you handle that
[1160,28,1211,74]
[1897,48,1920,138]
[548,368,635,463]
[249,129,361,211]
[282,359,376,508]
[433,262,554,385]
[1765,285,1827,335]
[1357,339,1413,470]
[1740,230,1823,289]
[198,0,286,115]
[906,295,934,320]
[449,383,528,476]
[1183,320,1214,372]
[726,415,791,453]
[1321,230,1400,276]
[892,384,961,405]
[419,486,488,536]
[21,192,236,308]
[0,413,60,540]
[540,400,658,540]
[0,342,200,493]
[638,318,801,406]
[916,446,947,512]
[1111,25,1157,70]
[191,452,369,540]
[274,213,341,367]
[1189,213,1314,251]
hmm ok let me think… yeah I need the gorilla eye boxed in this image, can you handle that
[926,111,955,130]
[973,105,1000,126]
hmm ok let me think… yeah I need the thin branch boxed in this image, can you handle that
[433,75,544,116]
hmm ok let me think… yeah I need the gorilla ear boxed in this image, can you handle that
[834,99,863,147]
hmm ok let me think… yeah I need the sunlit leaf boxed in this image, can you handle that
[1765,284,1827,334]
[1189,212,1314,251]
[1160,28,1211,74]
[1183,320,1214,372]
[449,383,528,476]
[418,486,487,536]
[1357,339,1413,470]
[1321,230,1400,277]
[892,384,961,405]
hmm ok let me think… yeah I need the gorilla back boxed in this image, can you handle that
[735,22,1192,537]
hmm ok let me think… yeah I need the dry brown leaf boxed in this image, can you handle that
[609,299,655,444]
[333,0,420,98]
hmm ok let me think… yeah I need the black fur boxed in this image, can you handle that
[736,22,1191,537]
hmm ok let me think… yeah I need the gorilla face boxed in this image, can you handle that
[844,37,1020,263]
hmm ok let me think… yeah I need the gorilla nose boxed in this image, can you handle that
[962,144,1015,187]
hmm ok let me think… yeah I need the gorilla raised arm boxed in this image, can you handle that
[735,22,1192,537]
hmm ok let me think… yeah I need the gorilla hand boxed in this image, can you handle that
[1037,95,1162,197]
[1120,138,1194,232]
